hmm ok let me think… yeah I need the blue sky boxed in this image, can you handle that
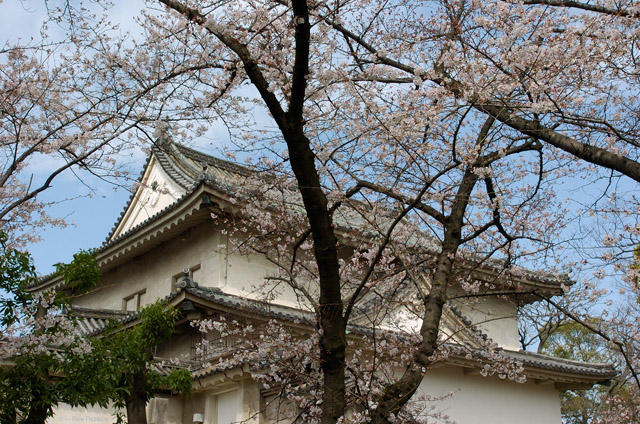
[1,0,140,274]
[2,0,271,274]
[25,170,134,275]
[3,0,636,302]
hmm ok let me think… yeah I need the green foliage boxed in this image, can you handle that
[542,321,610,364]
[0,235,100,331]
[540,321,614,424]
[632,245,640,304]
[0,234,109,424]
[54,249,100,295]
[0,354,55,424]
[0,344,113,424]
[0,298,191,424]
[0,234,190,423]
[163,369,193,397]
[0,232,35,327]
[97,300,192,413]
[137,301,180,346]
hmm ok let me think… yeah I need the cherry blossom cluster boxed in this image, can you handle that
[0,292,91,360]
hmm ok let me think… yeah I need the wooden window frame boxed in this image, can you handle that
[122,289,147,311]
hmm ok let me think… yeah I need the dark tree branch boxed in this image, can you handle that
[287,0,311,123]
[476,104,640,183]
[521,0,640,18]
[316,9,640,183]
[157,2,347,422]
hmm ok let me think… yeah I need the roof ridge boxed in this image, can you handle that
[176,287,617,379]
[101,185,199,249]
[155,145,194,189]
[70,305,134,316]
[174,143,254,177]
[104,139,203,245]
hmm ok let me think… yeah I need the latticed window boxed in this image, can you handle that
[190,315,258,361]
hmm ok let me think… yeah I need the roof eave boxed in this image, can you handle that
[31,183,221,292]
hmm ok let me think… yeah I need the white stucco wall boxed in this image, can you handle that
[451,296,520,350]
[48,397,183,424]
[48,366,562,424]
[76,222,310,312]
[260,365,562,424]
[417,365,561,424]
[115,157,185,238]
[74,221,223,310]
[148,396,183,424]
[220,235,313,309]
[196,378,261,424]
[47,404,117,424]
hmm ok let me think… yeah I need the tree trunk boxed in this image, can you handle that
[25,309,53,424]
[125,370,148,424]
[24,404,50,424]
[151,1,346,421]
[285,132,347,424]
[125,400,147,424]
[370,167,480,423]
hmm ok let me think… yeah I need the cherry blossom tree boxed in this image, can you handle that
[519,278,640,423]
[0,2,227,247]
[1,23,124,245]
[110,0,640,422]
[6,0,640,422]
[67,0,640,422]
[519,239,640,424]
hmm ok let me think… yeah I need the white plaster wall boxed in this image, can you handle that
[75,221,223,310]
[46,369,562,424]
[80,231,319,316]
[182,393,206,424]
[47,404,117,424]
[49,397,183,424]
[77,221,313,312]
[417,365,561,424]
[259,365,561,424]
[240,379,262,424]
[220,236,313,309]
[148,396,183,424]
[263,394,297,424]
[116,157,185,237]
[79,215,521,354]
[156,330,193,360]
[201,380,261,424]
[217,389,241,423]
[452,296,520,350]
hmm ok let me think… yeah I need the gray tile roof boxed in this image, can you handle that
[178,286,315,324]
[69,306,137,337]
[176,286,616,380]
[506,349,616,379]
[35,137,568,294]
[64,286,616,382]
[162,141,569,289]
[93,142,253,256]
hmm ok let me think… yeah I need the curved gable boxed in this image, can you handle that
[110,155,187,240]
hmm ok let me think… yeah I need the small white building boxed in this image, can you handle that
[33,140,615,424]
